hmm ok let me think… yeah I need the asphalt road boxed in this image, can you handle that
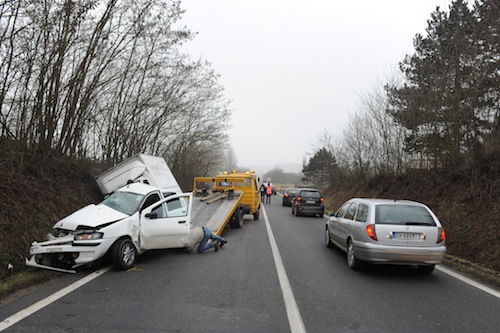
[1,195,499,332]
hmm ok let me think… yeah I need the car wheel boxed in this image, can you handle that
[347,239,361,269]
[112,238,137,270]
[294,206,300,216]
[325,226,334,248]
[417,264,435,273]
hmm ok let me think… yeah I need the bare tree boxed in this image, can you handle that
[318,76,408,187]
[0,0,231,178]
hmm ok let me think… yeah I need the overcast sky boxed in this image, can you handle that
[179,0,454,174]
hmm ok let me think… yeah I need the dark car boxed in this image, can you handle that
[291,188,324,217]
[282,188,299,206]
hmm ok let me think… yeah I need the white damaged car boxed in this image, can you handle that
[26,182,190,273]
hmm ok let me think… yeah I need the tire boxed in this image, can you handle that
[230,207,244,228]
[417,264,435,273]
[253,208,260,220]
[325,226,334,248]
[112,238,137,270]
[347,239,361,270]
[293,206,300,216]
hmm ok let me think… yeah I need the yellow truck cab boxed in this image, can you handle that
[193,170,261,228]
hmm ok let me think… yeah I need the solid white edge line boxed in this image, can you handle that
[0,266,111,332]
[436,265,500,299]
[262,205,307,333]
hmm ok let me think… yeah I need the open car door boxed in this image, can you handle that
[139,193,192,250]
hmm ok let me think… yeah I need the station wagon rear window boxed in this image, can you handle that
[375,205,436,226]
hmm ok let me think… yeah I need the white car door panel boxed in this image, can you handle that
[140,193,192,250]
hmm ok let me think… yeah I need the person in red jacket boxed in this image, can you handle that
[265,183,273,204]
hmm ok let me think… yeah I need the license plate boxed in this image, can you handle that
[306,200,315,204]
[392,232,424,240]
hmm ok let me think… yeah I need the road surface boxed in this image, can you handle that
[1,195,499,332]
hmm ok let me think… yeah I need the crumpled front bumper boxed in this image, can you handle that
[25,256,77,274]
[25,236,116,273]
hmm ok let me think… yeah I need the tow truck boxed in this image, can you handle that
[193,170,261,232]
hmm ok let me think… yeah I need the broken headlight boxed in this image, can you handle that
[74,232,104,240]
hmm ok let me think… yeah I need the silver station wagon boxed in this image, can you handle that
[325,198,446,273]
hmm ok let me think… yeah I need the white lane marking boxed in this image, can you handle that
[436,265,500,299]
[262,205,307,333]
[0,266,111,332]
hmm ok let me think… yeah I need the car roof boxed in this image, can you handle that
[298,188,321,192]
[116,182,162,195]
[349,198,427,207]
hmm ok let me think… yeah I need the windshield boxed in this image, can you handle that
[375,204,436,226]
[100,191,145,215]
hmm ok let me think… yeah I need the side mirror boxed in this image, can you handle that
[328,212,335,217]
[145,212,158,219]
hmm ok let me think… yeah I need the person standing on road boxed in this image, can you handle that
[260,183,266,202]
[265,183,273,204]
[189,226,227,253]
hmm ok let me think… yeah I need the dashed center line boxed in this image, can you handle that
[262,205,307,333]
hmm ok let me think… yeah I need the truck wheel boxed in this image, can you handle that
[237,208,244,227]
[112,238,137,270]
[230,208,244,228]
[253,209,260,220]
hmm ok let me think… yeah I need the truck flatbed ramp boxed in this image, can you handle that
[191,191,243,235]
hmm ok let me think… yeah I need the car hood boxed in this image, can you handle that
[53,204,129,231]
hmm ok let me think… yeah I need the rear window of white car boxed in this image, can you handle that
[375,205,436,226]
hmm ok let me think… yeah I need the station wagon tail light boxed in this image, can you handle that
[437,227,446,243]
[366,224,377,241]
[320,197,324,204]
[296,196,301,203]
[284,193,289,198]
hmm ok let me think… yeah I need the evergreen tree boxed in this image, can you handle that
[386,0,498,169]
[302,148,337,189]
[473,0,500,150]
